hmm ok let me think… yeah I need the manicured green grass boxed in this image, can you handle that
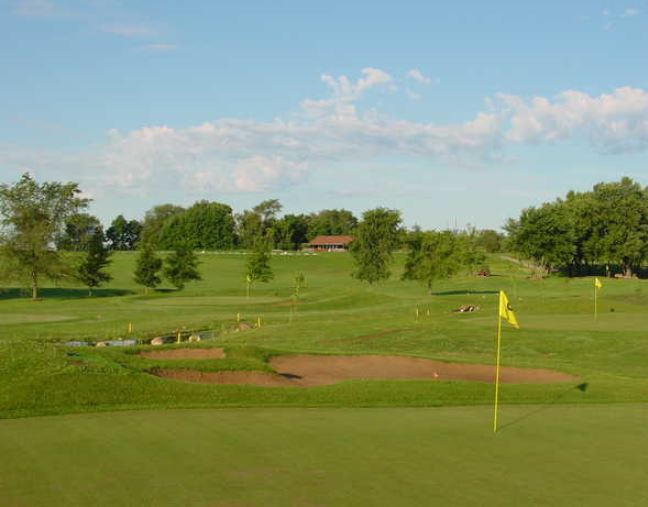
[1,405,647,506]
[1,252,648,417]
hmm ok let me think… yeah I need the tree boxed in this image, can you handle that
[106,215,141,250]
[457,228,488,275]
[141,204,185,247]
[236,199,283,249]
[589,178,648,276]
[164,243,201,290]
[158,201,235,250]
[350,208,401,284]
[505,201,575,274]
[76,227,112,296]
[245,235,274,286]
[253,199,282,224]
[274,214,310,250]
[0,173,89,299]
[308,209,357,238]
[402,231,463,294]
[134,244,162,293]
[56,213,101,251]
[236,210,263,249]
[475,229,504,253]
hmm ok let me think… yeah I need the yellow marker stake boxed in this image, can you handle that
[128,322,132,334]
[237,312,240,323]
[257,316,261,328]
[415,306,419,321]
[594,277,603,321]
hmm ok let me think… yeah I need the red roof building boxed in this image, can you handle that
[306,235,354,251]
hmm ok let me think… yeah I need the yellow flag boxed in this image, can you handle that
[499,290,519,329]
[595,277,602,290]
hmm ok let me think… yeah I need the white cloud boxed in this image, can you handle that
[3,69,648,200]
[406,68,433,85]
[622,8,639,17]
[500,87,648,151]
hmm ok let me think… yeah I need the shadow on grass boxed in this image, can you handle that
[498,382,589,432]
[0,287,134,300]
[433,290,499,296]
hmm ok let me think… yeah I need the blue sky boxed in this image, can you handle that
[1,0,647,229]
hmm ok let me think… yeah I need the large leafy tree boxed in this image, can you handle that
[164,243,201,290]
[308,209,357,238]
[140,204,185,247]
[106,215,141,250]
[350,208,401,284]
[159,201,235,250]
[505,201,575,274]
[274,214,310,250]
[76,227,112,296]
[402,230,463,294]
[506,177,648,276]
[56,213,102,251]
[0,173,89,299]
[236,199,282,249]
[133,243,163,293]
[589,178,648,276]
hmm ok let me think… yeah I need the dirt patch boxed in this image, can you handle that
[140,348,226,360]
[152,353,576,387]
[153,369,293,386]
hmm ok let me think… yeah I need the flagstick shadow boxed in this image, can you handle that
[497,383,589,432]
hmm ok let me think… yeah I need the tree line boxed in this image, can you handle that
[505,177,648,277]
[56,199,361,253]
[0,172,507,299]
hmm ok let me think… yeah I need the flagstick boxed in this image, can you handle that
[493,296,503,433]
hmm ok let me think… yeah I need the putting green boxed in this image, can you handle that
[1,405,647,506]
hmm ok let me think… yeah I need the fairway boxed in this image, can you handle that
[2,253,648,418]
[1,405,647,506]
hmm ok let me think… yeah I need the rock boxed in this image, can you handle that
[150,336,165,346]
[188,334,201,343]
[95,341,108,347]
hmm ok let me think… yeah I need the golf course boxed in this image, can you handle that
[2,252,648,505]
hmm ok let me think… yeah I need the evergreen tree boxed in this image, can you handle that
[134,244,162,293]
[76,227,112,296]
[164,243,201,290]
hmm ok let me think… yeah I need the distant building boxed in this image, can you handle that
[306,235,354,252]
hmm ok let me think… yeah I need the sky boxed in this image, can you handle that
[1,0,647,229]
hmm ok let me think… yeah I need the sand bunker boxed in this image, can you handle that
[153,354,576,386]
[140,348,226,360]
[154,369,292,386]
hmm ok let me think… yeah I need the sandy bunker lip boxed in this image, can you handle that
[152,354,577,387]
[140,348,226,360]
